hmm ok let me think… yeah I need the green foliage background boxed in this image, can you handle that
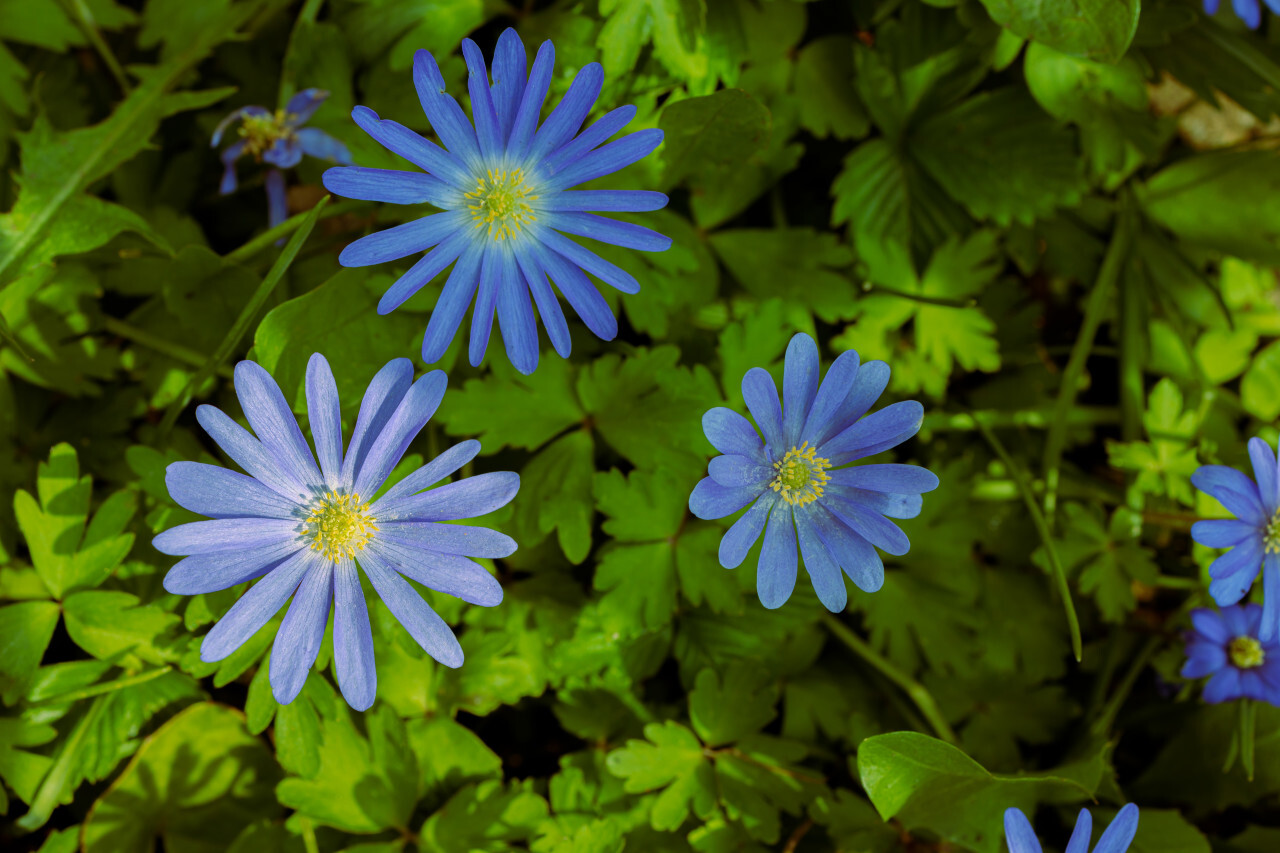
[2,0,1280,850]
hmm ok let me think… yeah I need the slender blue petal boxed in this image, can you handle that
[525,62,604,164]
[1093,804,1139,853]
[265,168,288,230]
[719,495,774,568]
[373,440,482,508]
[1191,518,1259,549]
[412,49,483,168]
[1204,667,1243,703]
[782,334,820,448]
[542,128,664,191]
[1182,643,1227,678]
[532,239,617,340]
[270,562,332,704]
[819,400,924,465]
[1250,436,1280,515]
[339,358,415,488]
[333,559,376,711]
[810,503,884,592]
[1263,555,1280,642]
[219,140,245,194]
[551,212,672,252]
[234,360,324,491]
[200,549,318,661]
[826,361,891,441]
[490,28,528,141]
[689,477,761,520]
[323,167,458,206]
[165,462,298,520]
[468,247,501,368]
[296,127,353,165]
[541,105,636,175]
[340,209,468,267]
[375,521,517,559]
[757,502,798,609]
[702,408,767,462]
[197,404,309,500]
[514,249,572,357]
[1191,465,1267,526]
[378,230,470,315]
[350,106,472,187]
[306,354,344,489]
[800,351,860,447]
[1004,809,1043,853]
[284,88,328,125]
[1235,0,1262,28]
[506,39,554,160]
[795,508,847,612]
[359,547,464,666]
[374,471,519,522]
[542,190,669,212]
[366,539,503,606]
[212,106,269,147]
[461,39,504,159]
[1191,608,1230,643]
[825,497,910,556]
[826,483,922,519]
[153,517,299,556]
[264,138,303,169]
[535,228,640,294]
[495,250,540,374]
[163,539,301,595]
[353,371,449,499]
[833,464,939,495]
[422,244,485,364]
[1064,811,1092,853]
[742,368,784,453]
[708,455,773,489]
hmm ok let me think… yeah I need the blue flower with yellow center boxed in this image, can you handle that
[688,334,939,611]
[1004,805,1139,853]
[213,88,353,229]
[1183,604,1280,705]
[153,353,519,711]
[322,28,671,375]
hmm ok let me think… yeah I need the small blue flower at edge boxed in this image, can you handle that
[322,27,672,376]
[1189,437,1280,641]
[1005,805,1139,853]
[1205,0,1280,29]
[1183,603,1280,705]
[688,333,939,611]
[153,353,519,712]
[213,88,354,229]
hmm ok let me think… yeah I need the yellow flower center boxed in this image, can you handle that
[239,109,294,159]
[303,491,377,562]
[770,442,831,507]
[1230,635,1266,669]
[465,168,538,240]
[1266,511,1280,554]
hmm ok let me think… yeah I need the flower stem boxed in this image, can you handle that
[31,666,172,706]
[975,416,1083,662]
[60,0,133,95]
[857,280,975,309]
[922,406,1119,433]
[101,317,234,378]
[224,197,360,266]
[821,613,957,744]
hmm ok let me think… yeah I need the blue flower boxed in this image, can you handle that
[322,28,671,376]
[213,88,354,229]
[1204,0,1280,29]
[1189,437,1280,641]
[1004,805,1139,853]
[153,353,519,711]
[687,334,938,611]
[1183,604,1280,705]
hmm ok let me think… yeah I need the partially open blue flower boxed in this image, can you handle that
[153,353,519,711]
[1190,437,1280,641]
[1183,604,1280,705]
[1005,805,1139,853]
[688,334,938,611]
[322,28,671,375]
[213,88,353,228]
[1204,0,1280,29]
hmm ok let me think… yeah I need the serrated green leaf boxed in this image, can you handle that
[606,720,716,831]
[0,600,60,704]
[658,89,771,191]
[978,0,1139,63]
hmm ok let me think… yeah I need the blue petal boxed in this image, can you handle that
[535,228,639,294]
[831,464,939,495]
[810,503,884,592]
[1235,0,1262,29]
[542,129,664,192]
[1207,538,1261,605]
[352,371,449,499]
[506,39,554,160]
[306,354,344,489]
[1205,0,1219,12]
[359,546,464,666]
[795,508,847,612]
[200,549,318,661]
[196,404,309,500]
[163,538,300,595]
[284,88,328,125]
[378,230,470,315]
[375,471,519,522]
[422,243,485,364]
[702,407,766,462]
[757,502,798,609]
[234,360,323,491]
[828,487,922,520]
[265,169,288,230]
[219,140,245,194]
[468,247,501,369]
[742,368,784,453]
[1263,556,1280,642]
[373,440,482,509]
[1191,608,1230,643]
[526,62,604,164]
[165,461,298,520]
[339,358,414,488]
[1240,669,1272,701]
[339,209,468,267]
[270,562,332,704]
[490,28,527,141]
[824,496,910,556]
[689,477,762,520]
[514,249,572,358]
[1093,804,1139,853]
[1064,810,1092,853]
[719,495,774,568]
[412,49,483,168]
[542,190,669,213]
[333,559,376,711]
[351,106,472,188]
[1003,809,1043,853]
[153,517,299,556]
[541,105,637,175]
[366,539,503,606]
[1191,465,1267,526]
[801,351,860,447]
[550,212,671,252]
[296,127,353,165]
[461,39,504,160]
[819,401,924,466]
[531,239,618,341]
[1203,667,1242,703]
[376,521,517,559]
[495,250,540,374]
[1250,436,1280,515]
[825,361,891,444]
[1181,642,1226,678]
[782,334,819,448]
[323,167,459,206]
[708,455,773,489]
[264,138,303,169]
[1191,518,1259,549]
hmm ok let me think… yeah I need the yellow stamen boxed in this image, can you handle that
[770,442,831,507]
[464,168,538,241]
[1266,511,1280,554]
[239,109,294,159]
[303,491,377,562]
[1230,635,1266,669]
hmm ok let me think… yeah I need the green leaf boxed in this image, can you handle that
[408,716,502,807]
[63,590,179,668]
[0,713,57,812]
[688,664,777,748]
[598,0,706,82]
[793,36,870,141]
[977,0,1140,63]
[1118,808,1210,853]
[708,229,856,324]
[416,779,549,853]
[606,721,717,831]
[857,732,1095,853]
[1242,339,1280,421]
[658,89,771,191]
[516,430,595,564]
[440,356,585,452]
[81,703,282,853]
[0,600,60,704]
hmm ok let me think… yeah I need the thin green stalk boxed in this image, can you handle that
[102,317,234,378]
[822,614,957,744]
[1091,634,1161,737]
[0,310,33,362]
[61,0,132,95]
[157,196,329,438]
[225,198,360,265]
[1240,698,1257,781]
[976,416,1083,662]
[858,280,975,309]
[32,667,172,707]
[923,406,1119,433]
[1042,205,1134,525]
[17,694,110,831]
[1118,269,1144,442]
[277,0,327,106]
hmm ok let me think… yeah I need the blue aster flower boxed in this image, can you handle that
[213,88,354,229]
[688,334,939,611]
[322,28,671,375]
[1005,805,1139,853]
[1205,0,1280,29]
[153,353,518,711]
[1189,437,1280,641]
[1183,604,1280,705]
